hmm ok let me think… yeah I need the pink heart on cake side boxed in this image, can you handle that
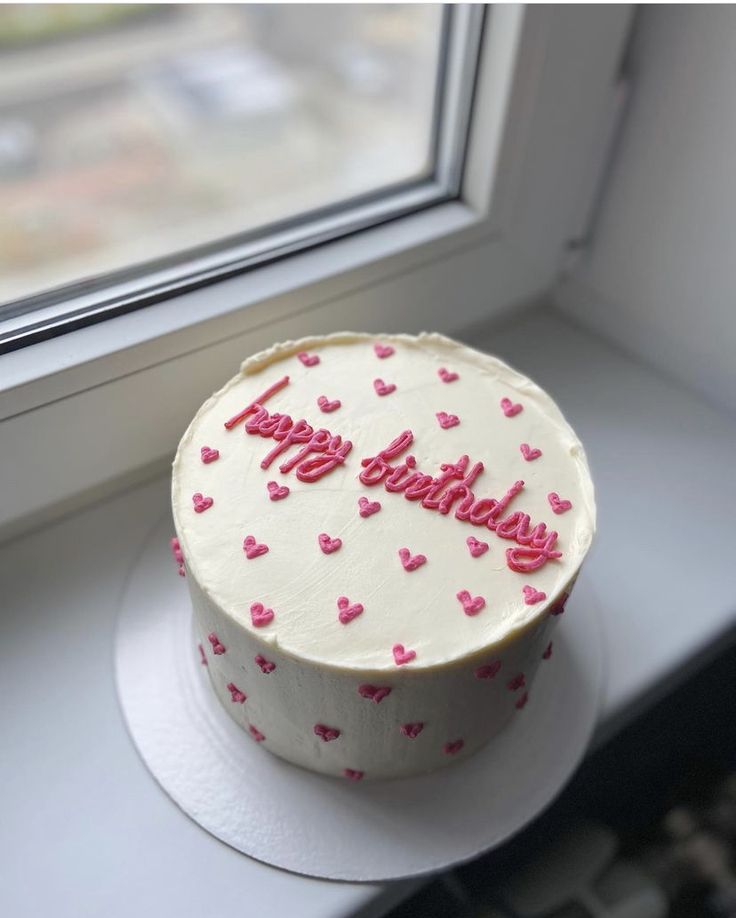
[542,641,553,660]
[250,602,275,627]
[337,595,364,625]
[227,682,246,704]
[243,535,269,559]
[466,536,489,558]
[456,589,486,616]
[520,443,542,461]
[358,496,381,518]
[475,660,501,680]
[358,684,392,704]
[392,643,416,666]
[523,585,546,605]
[266,481,290,501]
[373,378,396,396]
[192,492,213,513]
[317,395,341,413]
[500,397,523,417]
[438,367,459,383]
[343,769,364,781]
[400,722,424,739]
[548,491,572,514]
[200,445,220,464]
[297,351,320,367]
[374,343,394,359]
[549,592,570,616]
[255,654,276,673]
[208,632,225,655]
[515,692,529,710]
[249,725,266,742]
[436,411,460,429]
[398,547,427,572]
[170,537,184,564]
[507,672,526,692]
[443,739,464,756]
[318,533,342,554]
[314,723,340,742]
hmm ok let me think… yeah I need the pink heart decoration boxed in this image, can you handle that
[392,643,416,666]
[208,632,225,655]
[520,443,542,461]
[317,395,341,413]
[314,723,340,742]
[170,537,184,564]
[436,411,460,429]
[548,491,573,514]
[550,592,570,616]
[243,535,269,559]
[438,367,459,383]
[507,672,526,692]
[456,589,486,616]
[200,445,220,464]
[400,722,424,739]
[255,654,276,673]
[443,739,464,756]
[475,660,501,680]
[227,682,246,704]
[373,378,396,396]
[298,351,320,367]
[523,585,546,605]
[198,643,208,666]
[192,492,213,513]
[500,397,523,417]
[318,533,342,554]
[250,602,274,627]
[374,343,395,359]
[358,496,381,518]
[343,769,364,781]
[542,641,553,660]
[466,536,489,558]
[398,547,427,572]
[515,691,529,710]
[267,481,290,501]
[249,725,266,742]
[358,684,392,704]
[337,595,364,625]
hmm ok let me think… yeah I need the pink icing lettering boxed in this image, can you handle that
[200,445,220,464]
[457,589,486,616]
[344,768,364,781]
[208,632,225,655]
[317,395,341,413]
[500,397,523,417]
[192,492,213,513]
[398,547,427,572]
[314,723,340,742]
[318,533,342,554]
[548,491,573,514]
[520,443,542,461]
[542,641,553,660]
[373,378,396,396]
[522,585,546,605]
[261,418,313,469]
[243,535,269,559]
[227,682,246,703]
[374,343,394,359]
[337,596,364,625]
[436,411,460,429]
[224,375,290,429]
[266,481,290,501]
[506,545,562,572]
[359,430,414,486]
[250,602,275,627]
[358,684,392,703]
[392,643,416,666]
[400,722,424,738]
[295,437,353,482]
[255,654,276,673]
[298,351,320,367]
[438,367,459,383]
[475,660,501,680]
[443,739,464,755]
[507,673,525,691]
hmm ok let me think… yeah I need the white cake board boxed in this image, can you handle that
[115,515,604,882]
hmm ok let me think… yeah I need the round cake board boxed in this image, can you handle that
[115,515,605,882]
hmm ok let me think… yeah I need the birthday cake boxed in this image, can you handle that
[171,332,596,780]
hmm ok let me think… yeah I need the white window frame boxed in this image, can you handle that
[0,4,633,539]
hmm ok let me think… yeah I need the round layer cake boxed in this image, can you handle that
[171,332,596,780]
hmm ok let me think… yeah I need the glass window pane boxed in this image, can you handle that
[0,3,444,303]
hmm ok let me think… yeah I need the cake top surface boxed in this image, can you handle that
[172,332,596,671]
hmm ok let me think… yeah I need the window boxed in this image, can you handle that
[0,3,483,350]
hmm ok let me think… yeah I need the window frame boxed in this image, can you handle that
[0,4,634,540]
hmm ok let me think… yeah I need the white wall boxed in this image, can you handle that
[557,5,736,415]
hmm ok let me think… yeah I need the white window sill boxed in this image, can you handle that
[2,308,735,917]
